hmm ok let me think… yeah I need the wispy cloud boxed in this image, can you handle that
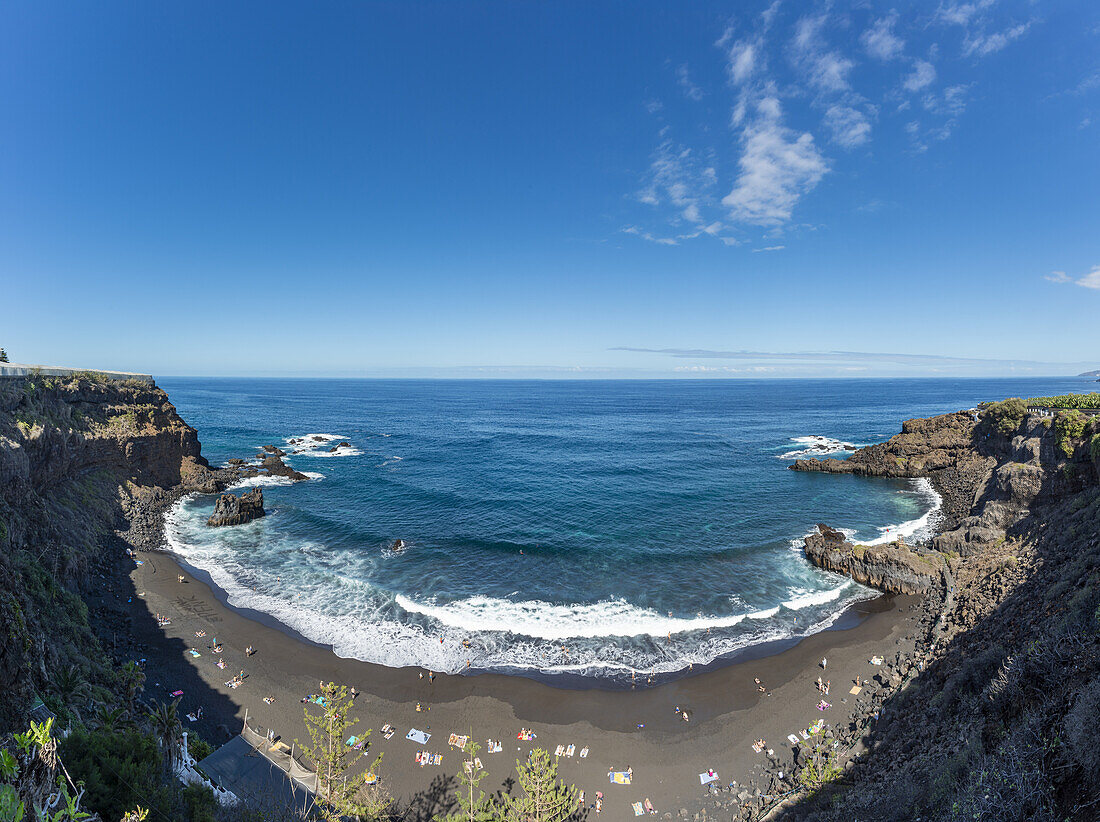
[791,14,855,93]
[963,22,1030,57]
[612,346,1097,371]
[861,13,905,61]
[824,104,873,148]
[751,245,785,252]
[723,97,829,225]
[903,60,937,92]
[1046,265,1100,289]
[676,64,704,101]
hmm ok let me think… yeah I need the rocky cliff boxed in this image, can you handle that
[0,374,237,732]
[779,401,1100,822]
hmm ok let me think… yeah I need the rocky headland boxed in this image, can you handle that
[776,399,1100,822]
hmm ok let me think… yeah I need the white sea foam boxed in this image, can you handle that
[782,586,846,610]
[160,495,876,678]
[227,475,296,490]
[778,435,859,460]
[858,478,942,546]
[283,433,363,457]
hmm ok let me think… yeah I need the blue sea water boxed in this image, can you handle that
[159,377,1087,682]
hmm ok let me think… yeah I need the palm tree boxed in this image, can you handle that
[120,661,145,715]
[147,699,183,775]
[52,664,90,703]
[94,704,127,732]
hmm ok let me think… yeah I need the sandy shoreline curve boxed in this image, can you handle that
[129,548,922,819]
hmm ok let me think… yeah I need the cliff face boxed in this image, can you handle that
[0,375,234,731]
[781,403,1100,822]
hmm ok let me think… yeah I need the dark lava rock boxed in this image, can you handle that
[226,458,245,465]
[207,488,266,527]
[262,456,309,482]
[262,445,287,456]
[390,539,406,552]
[311,435,326,442]
[803,524,940,595]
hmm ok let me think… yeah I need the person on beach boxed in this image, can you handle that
[817,676,823,692]
[821,657,827,670]
[755,677,765,692]
[824,680,830,695]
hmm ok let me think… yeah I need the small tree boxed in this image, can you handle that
[438,739,495,822]
[297,682,382,821]
[147,699,182,775]
[0,348,8,363]
[120,661,145,716]
[497,748,576,822]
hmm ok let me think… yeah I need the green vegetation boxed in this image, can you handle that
[982,398,1027,435]
[1090,433,1100,461]
[1053,411,1089,457]
[799,739,843,792]
[0,348,8,363]
[440,740,495,822]
[496,747,577,822]
[1025,392,1100,409]
[297,681,387,821]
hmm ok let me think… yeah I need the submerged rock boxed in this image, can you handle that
[207,488,266,527]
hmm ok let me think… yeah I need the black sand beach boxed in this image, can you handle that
[128,551,922,819]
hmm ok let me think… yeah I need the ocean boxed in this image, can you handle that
[159,376,1086,683]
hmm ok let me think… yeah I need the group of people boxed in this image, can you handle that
[816,676,830,695]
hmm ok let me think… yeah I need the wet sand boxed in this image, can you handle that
[130,551,921,820]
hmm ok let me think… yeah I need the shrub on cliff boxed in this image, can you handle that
[983,398,1027,435]
[1053,410,1088,457]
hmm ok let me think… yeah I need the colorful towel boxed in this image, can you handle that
[170,690,183,697]
[579,746,589,758]
[188,649,201,657]
[566,744,575,757]
[611,772,632,785]
[849,686,862,695]
[699,771,719,785]
[407,728,431,745]
[632,802,645,816]
[787,734,800,745]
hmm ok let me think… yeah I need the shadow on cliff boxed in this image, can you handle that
[775,487,1100,822]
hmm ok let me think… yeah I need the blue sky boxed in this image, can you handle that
[2,0,1098,377]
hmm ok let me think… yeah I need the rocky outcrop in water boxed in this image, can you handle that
[803,524,940,595]
[206,487,265,526]
[260,455,308,481]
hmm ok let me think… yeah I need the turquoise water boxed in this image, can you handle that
[160,377,1084,681]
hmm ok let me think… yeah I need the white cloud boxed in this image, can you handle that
[1045,266,1100,289]
[792,15,854,92]
[862,13,905,61]
[1081,266,1100,289]
[728,41,759,84]
[963,22,1031,57]
[677,65,704,101]
[621,226,678,246]
[824,105,873,148]
[936,0,997,28]
[752,245,786,252]
[722,97,828,226]
[904,60,937,92]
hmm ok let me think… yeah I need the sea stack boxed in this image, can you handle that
[207,488,266,527]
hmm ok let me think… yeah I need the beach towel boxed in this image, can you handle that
[555,745,565,756]
[871,656,883,665]
[407,728,431,745]
[449,734,468,749]
[787,734,800,745]
[849,686,862,695]
[579,746,589,758]
[188,649,201,657]
[383,725,396,739]
[751,741,764,753]
[632,802,645,816]
[800,730,810,740]
[365,773,378,785]
[474,757,482,771]
[216,661,226,669]
[487,740,502,753]
[817,701,831,711]
[135,560,144,566]
[699,771,719,785]
[566,744,575,757]
[170,690,183,697]
[346,736,359,747]
[610,772,632,785]
[186,713,198,723]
